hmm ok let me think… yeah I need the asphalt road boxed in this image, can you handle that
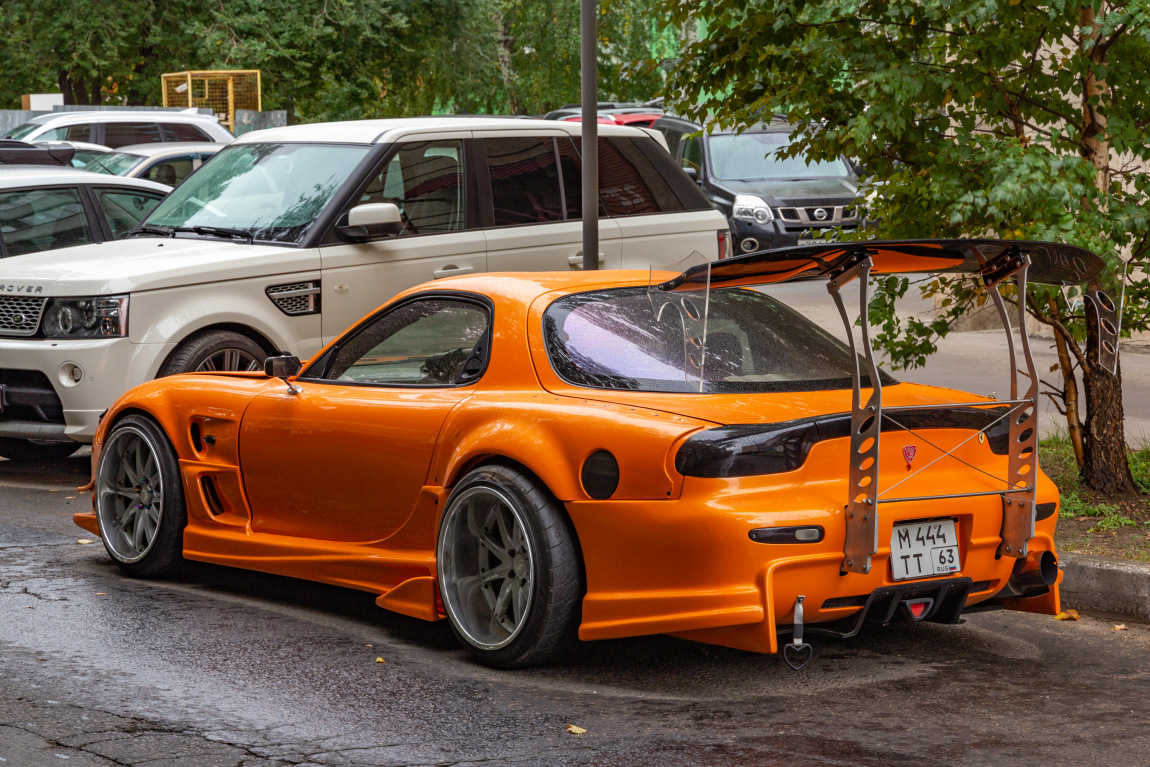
[2,456,1149,766]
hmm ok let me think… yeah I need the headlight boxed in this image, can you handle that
[41,296,128,338]
[732,194,774,224]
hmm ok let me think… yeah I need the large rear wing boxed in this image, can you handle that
[656,240,1111,574]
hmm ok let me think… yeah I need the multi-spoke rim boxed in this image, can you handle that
[95,425,166,563]
[194,348,260,372]
[438,486,535,651]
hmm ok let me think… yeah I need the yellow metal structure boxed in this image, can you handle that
[161,70,261,132]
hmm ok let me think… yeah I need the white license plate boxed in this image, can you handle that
[797,238,830,246]
[890,519,960,581]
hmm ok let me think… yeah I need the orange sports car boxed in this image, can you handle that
[75,239,1107,669]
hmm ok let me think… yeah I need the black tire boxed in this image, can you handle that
[160,330,267,376]
[437,464,583,669]
[93,414,186,578]
[0,438,78,463]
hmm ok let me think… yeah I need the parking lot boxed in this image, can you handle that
[1,456,1147,767]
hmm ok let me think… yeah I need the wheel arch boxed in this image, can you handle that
[155,322,279,376]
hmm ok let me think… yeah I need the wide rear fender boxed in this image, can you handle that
[431,392,708,502]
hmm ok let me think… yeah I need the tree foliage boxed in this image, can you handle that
[653,0,1150,493]
[0,0,669,120]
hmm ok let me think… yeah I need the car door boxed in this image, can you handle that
[318,134,487,341]
[481,134,622,273]
[0,186,96,257]
[239,295,491,543]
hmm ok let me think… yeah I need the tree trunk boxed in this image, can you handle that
[58,72,76,105]
[1081,304,1137,494]
[1052,324,1085,465]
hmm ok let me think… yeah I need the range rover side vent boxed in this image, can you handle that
[266,281,321,316]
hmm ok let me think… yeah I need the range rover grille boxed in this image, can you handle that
[0,296,47,336]
[266,281,321,316]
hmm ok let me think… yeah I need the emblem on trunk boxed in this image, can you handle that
[902,445,918,466]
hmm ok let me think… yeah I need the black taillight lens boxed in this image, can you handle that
[675,422,820,478]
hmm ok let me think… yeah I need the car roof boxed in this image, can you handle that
[113,142,228,158]
[24,111,221,126]
[0,166,172,192]
[654,115,793,135]
[233,116,659,145]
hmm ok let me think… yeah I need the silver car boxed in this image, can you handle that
[2,110,233,148]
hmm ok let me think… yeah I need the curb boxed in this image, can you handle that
[1059,553,1150,621]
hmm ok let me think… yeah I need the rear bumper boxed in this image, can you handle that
[567,477,1060,653]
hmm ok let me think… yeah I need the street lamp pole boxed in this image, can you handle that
[580,0,598,271]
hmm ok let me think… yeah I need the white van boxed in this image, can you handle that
[0,117,730,460]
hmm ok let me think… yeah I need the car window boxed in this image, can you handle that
[544,286,897,394]
[160,123,212,142]
[2,123,40,140]
[659,125,686,158]
[566,137,692,217]
[139,156,196,186]
[36,124,94,143]
[95,188,166,238]
[0,187,93,257]
[680,136,703,173]
[484,137,564,226]
[360,140,465,235]
[146,142,370,244]
[320,299,489,386]
[103,122,163,148]
[556,138,606,220]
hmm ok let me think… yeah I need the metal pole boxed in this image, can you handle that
[580,0,599,271]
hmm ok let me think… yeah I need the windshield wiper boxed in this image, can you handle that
[168,225,255,244]
[127,224,174,238]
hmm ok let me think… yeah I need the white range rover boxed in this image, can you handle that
[0,117,730,460]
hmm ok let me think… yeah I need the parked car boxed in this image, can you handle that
[543,101,664,121]
[652,116,864,255]
[83,143,227,186]
[2,110,233,148]
[74,239,1095,667]
[0,167,169,259]
[0,117,728,460]
[560,112,664,128]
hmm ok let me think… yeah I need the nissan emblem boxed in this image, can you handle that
[813,208,829,221]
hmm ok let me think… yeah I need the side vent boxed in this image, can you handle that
[190,422,202,452]
[201,477,225,517]
[266,281,321,316]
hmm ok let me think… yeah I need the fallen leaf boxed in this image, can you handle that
[365,644,373,648]
[375,657,386,664]
[1113,624,1128,631]
[1055,610,1080,621]
[95,593,106,596]
[26,605,33,609]
[77,539,93,545]
[48,489,60,493]
[65,496,76,500]
[566,724,586,735]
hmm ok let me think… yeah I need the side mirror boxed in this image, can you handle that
[264,354,301,378]
[336,203,403,242]
[682,167,700,184]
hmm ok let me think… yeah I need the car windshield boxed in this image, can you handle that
[84,152,143,175]
[708,133,850,181]
[544,286,896,394]
[2,123,40,140]
[143,142,370,244]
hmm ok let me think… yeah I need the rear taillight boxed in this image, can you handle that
[675,422,819,478]
[717,229,733,260]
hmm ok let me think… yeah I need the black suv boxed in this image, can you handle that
[652,116,863,254]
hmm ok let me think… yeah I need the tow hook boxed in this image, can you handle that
[782,595,814,671]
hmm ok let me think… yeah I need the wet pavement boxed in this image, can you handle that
[2,455,1149,766]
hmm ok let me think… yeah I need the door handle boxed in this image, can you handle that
[433,265,475,279]
[569,253,606,268]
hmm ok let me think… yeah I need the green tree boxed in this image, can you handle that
[654,0,1150,495]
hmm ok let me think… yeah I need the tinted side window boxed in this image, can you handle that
[556,138,607,220]
[323,299,489,386]
[484,137,564,226]
[656,123,686,157]
[599,137,683,216]
[104,122,163,148]
[95,188,165,238]
[360,140,465,235]
[161,123,212,142]
[38,124,93,143]
[681,136,703,173]
[140,156,196,186]
[0,187,93,257]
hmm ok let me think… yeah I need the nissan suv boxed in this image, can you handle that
[653,116,863,255]
[0,117,729,460]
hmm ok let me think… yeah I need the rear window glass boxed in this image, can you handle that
[544,287,896,394]
[104,122,163,147]
[161,123,212,142]
[568,136,710,216]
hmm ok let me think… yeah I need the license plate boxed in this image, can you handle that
[890,519,960,581]
[798,238,830,246]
